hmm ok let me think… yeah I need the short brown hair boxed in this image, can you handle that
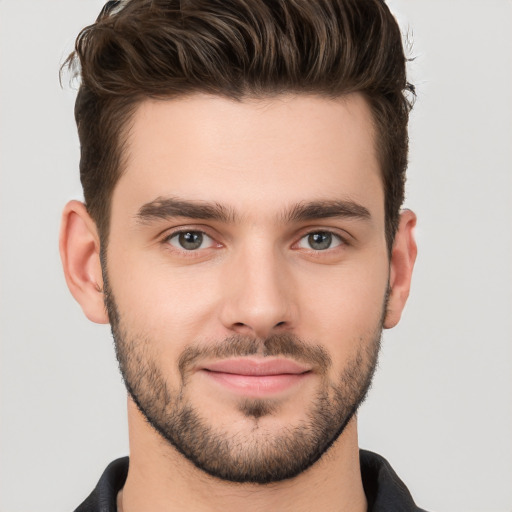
[64,0,414,249]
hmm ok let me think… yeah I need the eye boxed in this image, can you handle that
[166,231,215,251]
[297,231,343,251]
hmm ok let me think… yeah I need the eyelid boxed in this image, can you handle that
[292,227,352,249]
[159,223,219,240]
[157,224,352,253]
[160,225,223,251]
[296,231,344,250]
[167,231,216,250]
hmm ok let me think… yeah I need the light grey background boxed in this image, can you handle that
[1,1,511,511]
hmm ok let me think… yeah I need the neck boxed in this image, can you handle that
[120,399,367,512]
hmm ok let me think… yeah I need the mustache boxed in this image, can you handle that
[178,333,332,378]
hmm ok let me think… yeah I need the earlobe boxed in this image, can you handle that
[59,200,109,324]
[384,209,417,329]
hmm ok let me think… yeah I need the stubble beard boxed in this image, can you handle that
[103,278,383,484]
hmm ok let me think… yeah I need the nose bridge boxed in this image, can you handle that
[220,236,295,337]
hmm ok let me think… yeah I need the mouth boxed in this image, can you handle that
[199,358,313,397]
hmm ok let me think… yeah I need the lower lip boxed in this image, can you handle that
[202,371,310,397]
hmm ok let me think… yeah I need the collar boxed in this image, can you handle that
[74,450,427,511]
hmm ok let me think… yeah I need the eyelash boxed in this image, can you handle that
[161,227,350,256]
[162,229,220,255]
[295,231,346,251]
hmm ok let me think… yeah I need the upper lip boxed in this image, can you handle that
[202,358,311,376]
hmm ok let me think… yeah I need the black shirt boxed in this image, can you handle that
[74,450,427,511]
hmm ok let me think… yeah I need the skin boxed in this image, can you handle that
[60,93,417,512]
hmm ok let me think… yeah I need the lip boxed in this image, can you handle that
[200,358,312,397]
[203,358,311,376]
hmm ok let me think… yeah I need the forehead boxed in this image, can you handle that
[113,93,383,222]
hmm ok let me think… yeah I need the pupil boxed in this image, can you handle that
[309,232,331,250]
[179,232,203,250]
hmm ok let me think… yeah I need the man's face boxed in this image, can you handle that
[105,94,390,483]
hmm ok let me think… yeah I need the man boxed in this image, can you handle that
[59,0,422,510]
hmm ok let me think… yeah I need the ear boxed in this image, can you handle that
[384,209,417,329]
[59,200,109,324]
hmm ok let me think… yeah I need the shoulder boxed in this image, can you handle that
[74,457,129,512]
[360,449,429,512]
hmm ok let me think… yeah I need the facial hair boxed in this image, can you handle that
[103,277,383,484]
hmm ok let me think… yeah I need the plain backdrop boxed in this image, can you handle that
[1,1,511,511]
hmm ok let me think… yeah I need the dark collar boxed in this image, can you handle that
[359,450,427,512]
[74,450,427,511]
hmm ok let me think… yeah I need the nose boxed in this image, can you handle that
[219,241,297,339]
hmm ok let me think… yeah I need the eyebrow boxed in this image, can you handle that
[283,200,371,223]
[135,197,371,225]
[136,197,237,224]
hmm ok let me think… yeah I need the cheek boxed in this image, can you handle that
[295,256,388,358]
[106,247,224,353]
[106,230,389,367]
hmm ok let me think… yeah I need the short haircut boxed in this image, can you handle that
[63,0,414,249]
